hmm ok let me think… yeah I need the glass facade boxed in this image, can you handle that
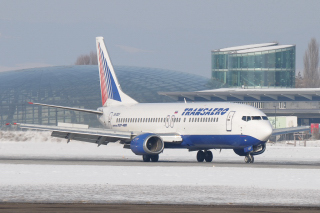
[212,45,295,88]
[0,66,209,127]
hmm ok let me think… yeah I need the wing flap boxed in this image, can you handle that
[51,131,113,144]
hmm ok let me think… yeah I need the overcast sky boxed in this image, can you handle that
[1,0,320,77]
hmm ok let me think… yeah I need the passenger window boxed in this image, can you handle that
[216,118,219,122]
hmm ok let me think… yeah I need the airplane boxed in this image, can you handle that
[17,37,307,163]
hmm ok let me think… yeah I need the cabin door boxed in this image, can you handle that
[226,111,235,131]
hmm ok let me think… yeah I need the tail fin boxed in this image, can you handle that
[96,37,137,106]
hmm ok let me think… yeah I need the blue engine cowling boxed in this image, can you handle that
[130,133,164,155]
[233,143,266,156]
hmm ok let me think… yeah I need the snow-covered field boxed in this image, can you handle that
[0,130,320,206]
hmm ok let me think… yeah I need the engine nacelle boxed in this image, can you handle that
[130,133,164,155]
[233,143,266,156]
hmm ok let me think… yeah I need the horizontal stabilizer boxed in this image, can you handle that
[28,102,103,115]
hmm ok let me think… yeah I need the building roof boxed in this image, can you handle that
[159,88,320,102]
[235,45,294,54]
[213,43,277,52]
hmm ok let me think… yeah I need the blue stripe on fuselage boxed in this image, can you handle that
[164,134,264,149]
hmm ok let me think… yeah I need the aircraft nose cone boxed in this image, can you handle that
[261,123,273,141]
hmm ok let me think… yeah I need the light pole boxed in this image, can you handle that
[273,104,277,142]
[273,104,277,129]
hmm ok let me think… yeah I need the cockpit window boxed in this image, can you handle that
[251,116,262,120]
[243,116,267,121]
[242,116,251,121]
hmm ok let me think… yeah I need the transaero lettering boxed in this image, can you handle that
[181,108,229,116]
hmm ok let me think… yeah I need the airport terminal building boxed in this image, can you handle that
[0,66,210,127]
[212,43,296,88]
[159,88,320,127]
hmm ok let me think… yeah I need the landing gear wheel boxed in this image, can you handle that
[250,156,254,163]
[244,155,250,163]
[143,155,151,162]
[197,150,205,162]
[204,151,213,162]
[244,154,254,163]
[150,155,159,162]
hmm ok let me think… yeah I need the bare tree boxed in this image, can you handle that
[75,51,98,65]
[89,51,98,65]
[303,38,320,88]
[295,71,304,88]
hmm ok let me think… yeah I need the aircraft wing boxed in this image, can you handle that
[17,123,183,145]
[17,123,133,145]
[271,126,310,136]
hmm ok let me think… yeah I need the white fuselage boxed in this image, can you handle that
[97,102,272,149]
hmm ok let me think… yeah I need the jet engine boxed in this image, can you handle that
[130,133,164,155]
[233,143,266,156]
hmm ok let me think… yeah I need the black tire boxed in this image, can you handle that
[143,155,151,162]
[244,155,251,163]
[250,156,254,163]
[205,151,213,162]
[197,150,205,162]
[150,155,159,162]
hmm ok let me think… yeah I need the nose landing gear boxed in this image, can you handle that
[196,150,213,162]
[244,153,254,163]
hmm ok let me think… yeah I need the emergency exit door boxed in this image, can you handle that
[226,111,235,131]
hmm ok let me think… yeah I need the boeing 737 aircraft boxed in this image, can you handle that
[18,37,296,163]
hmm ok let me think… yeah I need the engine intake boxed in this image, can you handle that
[130,133,164,155]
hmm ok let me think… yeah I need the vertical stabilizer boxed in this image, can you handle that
[96,37,138,106]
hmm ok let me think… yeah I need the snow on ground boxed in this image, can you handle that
[0,130,320,206]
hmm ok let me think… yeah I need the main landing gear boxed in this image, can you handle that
[142,154,159,162]
[196,150,213,162]
[244,153,254,163]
